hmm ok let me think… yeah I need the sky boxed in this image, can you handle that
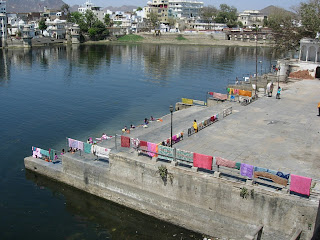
[64,0,305,11]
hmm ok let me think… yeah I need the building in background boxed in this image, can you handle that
[0,0,7,47]
[144,0,169,25]
[168,0,203,19]
[238,10,267,28]
[78,0,104,22]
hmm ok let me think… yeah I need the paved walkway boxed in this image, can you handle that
[100,79,320,180]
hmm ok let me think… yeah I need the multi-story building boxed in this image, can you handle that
[0,0,7,46]
[168,0,203,19]
[238,10,267,28]
[78,0,104,22]
[144,0,169,24]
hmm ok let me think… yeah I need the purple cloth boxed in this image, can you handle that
[78,141,84,151]
[240,163,254,179]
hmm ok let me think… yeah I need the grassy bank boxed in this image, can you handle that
[117,34,144,42]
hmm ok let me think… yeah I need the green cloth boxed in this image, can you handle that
[176,149,193,163]
[235,162,241,170]
[227,88,230,92]
[158,145,174,161]
[49,149,56,160]
[40,149,49,157]
[84,143,92,154]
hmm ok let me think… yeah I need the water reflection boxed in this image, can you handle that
[25,170,203,240]
[0,44,275,87]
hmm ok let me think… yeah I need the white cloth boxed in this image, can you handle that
[130,138,140,148]
[95,145,111,159]
[32,147,42,158]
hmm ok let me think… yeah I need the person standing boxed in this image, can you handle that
[193,120,198,133]
[276,86,281,99]
[318,101,320,116]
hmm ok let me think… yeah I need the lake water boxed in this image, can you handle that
[0,44,272,240]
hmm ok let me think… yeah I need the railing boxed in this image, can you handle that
[245,225,263,240]
[223,107,232,118]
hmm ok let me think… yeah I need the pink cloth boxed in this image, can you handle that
[172,135,177,141]
[147,142,157,157]
[290,174,312,196]
[216,157,236,168]
[213,92,228,100]
[121,136,130,148]
[193,153,213,170]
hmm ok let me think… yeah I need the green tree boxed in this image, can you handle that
[136,7,143,11]
[149,11,159,28]
[104,14,112,27]
[85,10,96,28]
[168,17,176,28]
[39,18,47,34]
[88,20,108,40]
[70,12,87,32]
[61,3,71,22]
[266,8,300,51]
[299,0,320,38]
[215,4,238,28]
[201,6,218,29]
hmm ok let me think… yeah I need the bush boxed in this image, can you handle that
[118,34,144,42]
[176,34,187,41]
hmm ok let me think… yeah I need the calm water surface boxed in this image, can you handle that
[0,44,272,239]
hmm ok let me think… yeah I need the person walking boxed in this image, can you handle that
[276,86,281,99]
[318,101,320,116]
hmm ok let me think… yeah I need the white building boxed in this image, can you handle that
[238,10,266,28]
[44,19,67,39]
[168,0,203,19]
[0,0,7,45]
[78,0,104,22]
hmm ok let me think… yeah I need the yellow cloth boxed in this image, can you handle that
[193,122,198,131]
[318,102,320,108]
[230,88,234,94]
[182,98,193,105]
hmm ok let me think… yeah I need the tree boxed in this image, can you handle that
[266,8,300,52]
[215,4,238,28]
[149,11,159,28]
[136,7,143,11]
[39,18,47,34]
[84,10,96,29]
[88,20,108,40]
[168,17,176,28]
[104,14,112,27]
[299,0,320,38]
[61,3,71,22]
[201,5,218,28]
[70,12,87,32]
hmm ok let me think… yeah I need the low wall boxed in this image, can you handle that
[24,153,318,239]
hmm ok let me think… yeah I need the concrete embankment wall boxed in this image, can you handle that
[24,154,317,239]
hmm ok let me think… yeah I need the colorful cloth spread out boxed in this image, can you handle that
[84,143,92,154]
[254,166,268,173]
[130,138,140,148]
[176,149,193,163]
[235,162,241,170]
[140,140,148,151]
[158,145,174,161]
[147,142,157,157]
[209,92,214,95]
[40,149,49,157]
[121,136,130,148]
[95,145,111,159]
[78,141,84,151]
[172,135,177,141]
[276,171,290,180]
[216,156,236,168]
[49,149,56,161]
[213,92,228,100]
[266,169,278,175]
[240,163,254,179]
[32,147,42,158]
[254,172,288,186]
[290,174,312,196]
[193,153,213,170]
[182,98,193,105]
[238,90,252,97]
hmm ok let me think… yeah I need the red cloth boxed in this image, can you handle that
[193,153,213,170]
[216,156,236,168]
[210,116,215,122]
[209,92,214,95]
[290,174,312,196]
[213,92,228,100]
[140,140,148,151]
[121,136,130,148]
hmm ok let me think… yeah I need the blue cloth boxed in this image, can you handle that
[254,167,268,173]
[276,171,290,180]
[266,169,277,175]
[84,143,92,154]
[40,149,49,157]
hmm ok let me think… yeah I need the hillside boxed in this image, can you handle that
[7,0,66,13]
[260,5,295,16]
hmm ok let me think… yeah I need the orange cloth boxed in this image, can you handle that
[239,90,252,97]
[254,172,288,186]
[318,102,320,108]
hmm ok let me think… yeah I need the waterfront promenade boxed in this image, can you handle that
[105,79,320,180]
